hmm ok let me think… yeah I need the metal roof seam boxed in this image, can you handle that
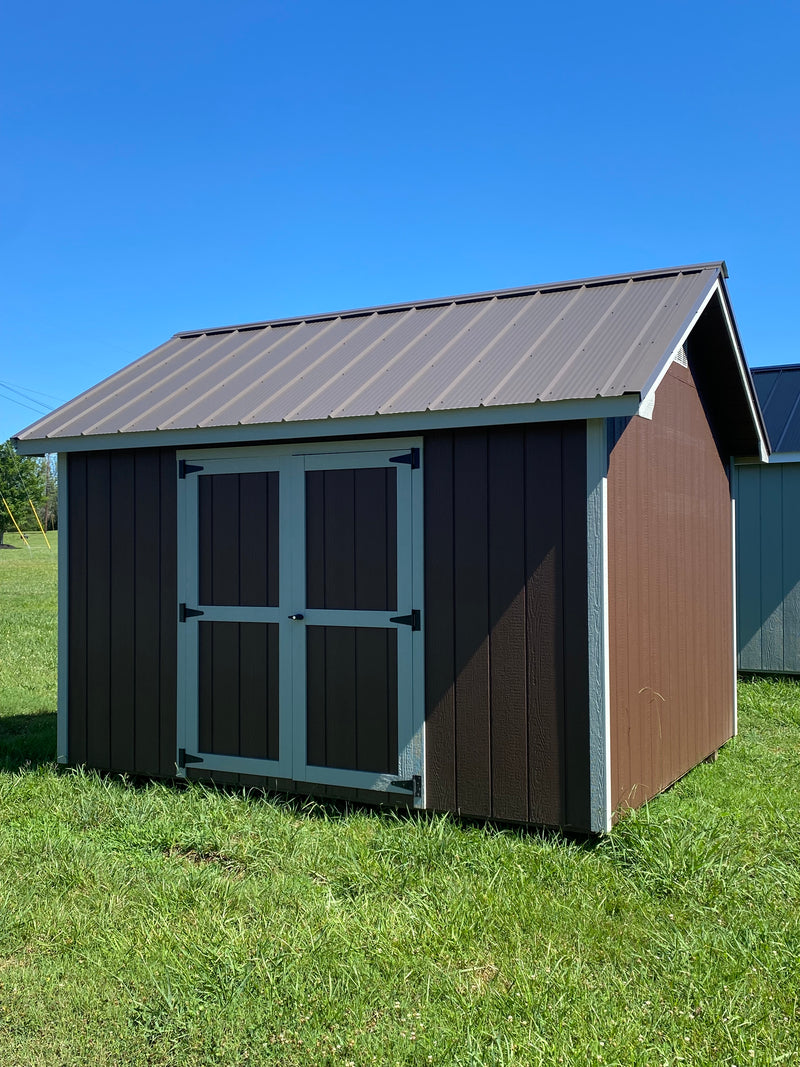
[428,294,540,410]
[47,333,216,439]
[379,297,499,413]
[237,314,379,425]
[540,279,633,400]
[120,328,278,432]
[93,331,245,436]
[327,304,459,419]
[285,308,419,421]
[597,272,690,396]
[484,286,588,403]
[208,317,342,426]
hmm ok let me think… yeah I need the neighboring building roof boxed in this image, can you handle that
[752,366,800,454]
[14,261,766,456]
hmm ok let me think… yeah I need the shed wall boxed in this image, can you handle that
[65,426,591,828]
[67,449,178,777]
[736,461,800,673]
[607,362,734,813]
[424,423,590,830]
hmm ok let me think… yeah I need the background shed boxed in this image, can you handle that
[15,263,766,831]
[736,365,800,674]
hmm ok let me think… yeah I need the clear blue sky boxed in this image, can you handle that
[2,0,798,444]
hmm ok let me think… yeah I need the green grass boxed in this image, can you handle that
[1,536,800,1064]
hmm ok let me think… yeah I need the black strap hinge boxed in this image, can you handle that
[393,774,422,797]
[179,603,205,622]
[178,460,204,479]
[178,748,204,768]
[389,609,420,631]
[389,447,419,469]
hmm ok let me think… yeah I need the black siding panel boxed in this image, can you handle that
[67,454,88,764]
[66,448,178,778]
[423,423,589,829]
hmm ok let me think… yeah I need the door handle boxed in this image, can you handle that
[288,614,305,621]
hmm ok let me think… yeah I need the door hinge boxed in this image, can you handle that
[179,603,205,622]
[178,748,204,768]
[389,609,420,631]
[389,447,419,469]
[178,460,204,479]
[393,774,422,797]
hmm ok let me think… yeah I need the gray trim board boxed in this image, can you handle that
[586,418,611,833]
[57,454,69,764]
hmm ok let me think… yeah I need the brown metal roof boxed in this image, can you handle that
[15,263,733,443]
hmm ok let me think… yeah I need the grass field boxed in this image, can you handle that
[1,533,799,1065]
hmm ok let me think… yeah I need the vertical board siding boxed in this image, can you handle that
[737,462,800,674]
[305,468,397,611]
[67,449,178,777]
[607,362,734,814]
[306,627,398,774]
[424,423,589,828]
[198,621,279,759]
[199,472,279,607]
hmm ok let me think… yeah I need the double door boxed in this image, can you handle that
[176,440,424,799]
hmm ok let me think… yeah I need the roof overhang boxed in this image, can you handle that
[14,393,641,456]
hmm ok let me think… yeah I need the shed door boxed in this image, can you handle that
[176,444,423,797]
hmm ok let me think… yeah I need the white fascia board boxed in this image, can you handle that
[586,418,611,834]
[13,395,640,455]
[636,276,723,421]
[57,455,69,764]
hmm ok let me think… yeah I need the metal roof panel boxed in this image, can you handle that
[15,263,736,443]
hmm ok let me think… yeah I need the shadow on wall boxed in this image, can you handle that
[0,711,56,771]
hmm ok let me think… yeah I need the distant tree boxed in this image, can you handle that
[0,440,46,544]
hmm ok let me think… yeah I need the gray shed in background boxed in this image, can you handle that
[736,365,800,673]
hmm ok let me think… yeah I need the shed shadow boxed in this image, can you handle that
[0,710,57,771]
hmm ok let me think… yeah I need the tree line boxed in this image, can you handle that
[0,440,57,544]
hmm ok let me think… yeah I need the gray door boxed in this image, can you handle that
[176,442,424,798]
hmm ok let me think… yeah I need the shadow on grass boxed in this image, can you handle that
[0,710,57,771]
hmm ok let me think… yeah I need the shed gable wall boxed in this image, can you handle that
[424,423,590,829]
[67,449,178,777]
[607,362,734,813]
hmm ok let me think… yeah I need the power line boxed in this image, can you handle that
[0,380,64,404]
[0,386,49,416]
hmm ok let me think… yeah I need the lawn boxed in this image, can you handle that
[1,533,799,1065]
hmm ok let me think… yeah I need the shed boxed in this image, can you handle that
[736,365,800,674]
[15,262,766,832]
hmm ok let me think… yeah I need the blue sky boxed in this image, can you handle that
[1,0,798,444]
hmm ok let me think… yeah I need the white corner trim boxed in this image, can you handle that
[637,390,656,420]
[586,419,611,833]
[57,454,69,764]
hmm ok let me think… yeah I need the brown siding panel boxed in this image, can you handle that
[424,423,589,828]
[608,362,734,813]
[67,448,178,777]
